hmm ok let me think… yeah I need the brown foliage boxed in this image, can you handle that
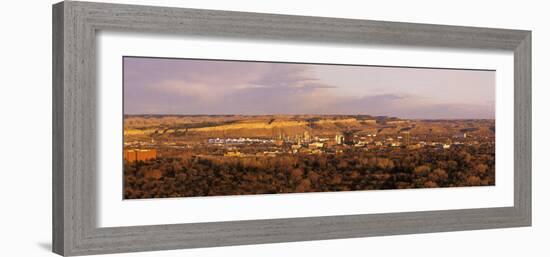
[123,144,495,199]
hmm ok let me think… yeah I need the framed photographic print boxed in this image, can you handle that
[52,1,531,256]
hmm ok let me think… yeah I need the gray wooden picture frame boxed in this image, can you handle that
[52,1,531,256]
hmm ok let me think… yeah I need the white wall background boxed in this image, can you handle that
[0,0,547,256]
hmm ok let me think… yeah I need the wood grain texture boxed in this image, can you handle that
[514,32,532,224]
[52,2,65,255]
[52,1,532,256]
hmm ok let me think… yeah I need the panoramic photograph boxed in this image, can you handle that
[123,56,496,199]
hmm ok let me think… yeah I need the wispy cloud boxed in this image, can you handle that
[124,57,495,119]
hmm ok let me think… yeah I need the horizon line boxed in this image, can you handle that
[123,113,495,120]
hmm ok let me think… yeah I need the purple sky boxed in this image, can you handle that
[123,57,495,119]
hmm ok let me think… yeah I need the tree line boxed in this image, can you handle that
[123,144,495,199]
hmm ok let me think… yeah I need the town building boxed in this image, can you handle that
[124,149,157,162]
[303,131,311,142]
[308,142,324,149]
[224,151,242,157]
[335,134,344,145]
